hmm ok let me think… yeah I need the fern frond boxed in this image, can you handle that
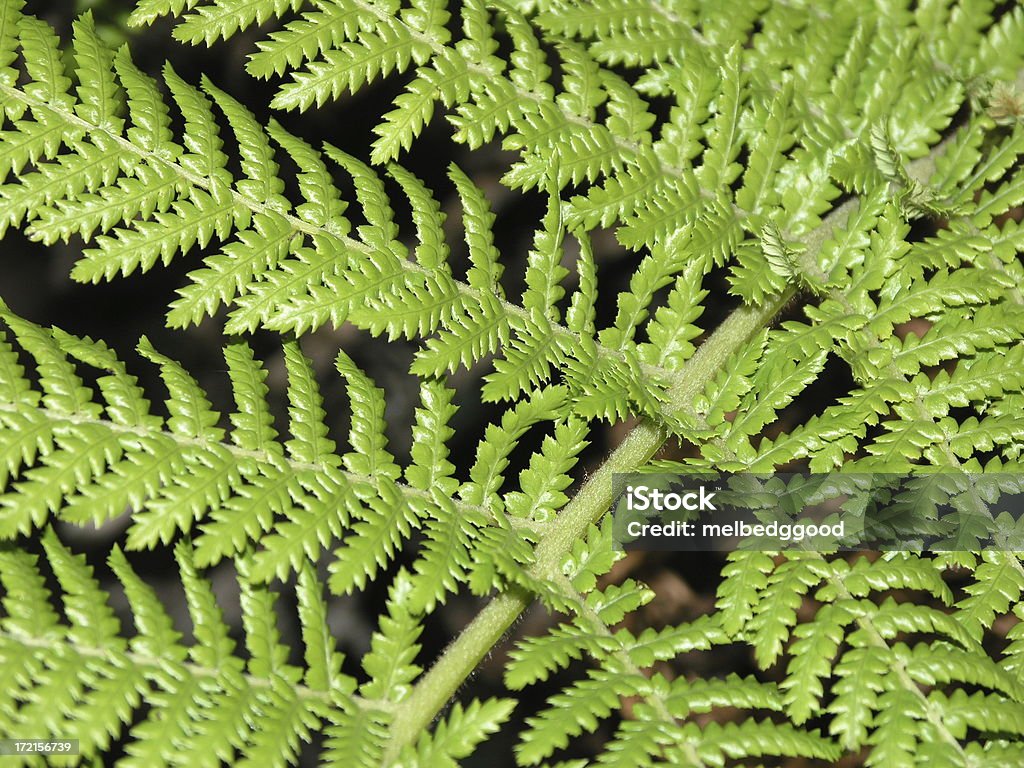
[0,308,546,607]
[1,528,350,766]
[715,548,1024,763]
[10,2,956,435]
[4,16,681,419]
[507,522,835,766]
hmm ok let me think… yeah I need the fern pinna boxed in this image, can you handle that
[0,0,1023,765]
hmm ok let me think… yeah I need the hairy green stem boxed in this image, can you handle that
[384,294,792,761]
[385,120,962,762]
